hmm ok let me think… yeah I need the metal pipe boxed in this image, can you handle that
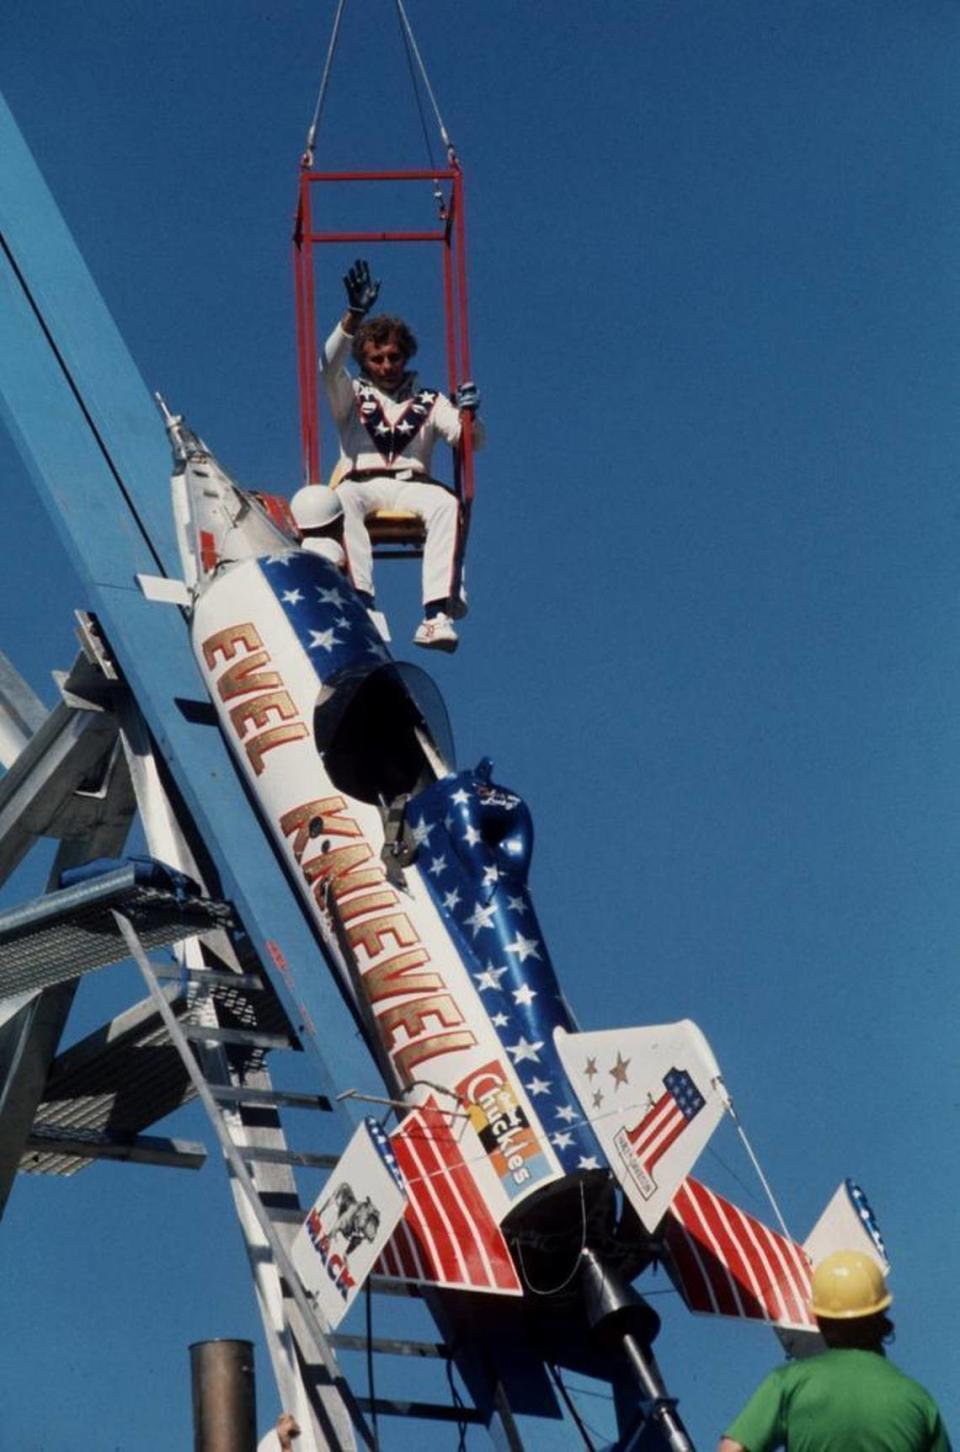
[577,1248,695,1452]
[620,1334,695,1452]
[190,1339,257,1452]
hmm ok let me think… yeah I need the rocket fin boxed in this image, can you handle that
[662,1175,816,1333]
[374,1097,522,1296]
[659,1175,888,1355]
[771,1178,891,1358]
[802,1178,888,1272]
[555,1020,726,1231]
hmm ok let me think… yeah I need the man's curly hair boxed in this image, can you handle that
[352,314,418,370]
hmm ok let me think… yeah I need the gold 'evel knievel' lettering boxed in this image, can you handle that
[202,622,308,775]
[200,619,478,1086]
[280,796,478,1085]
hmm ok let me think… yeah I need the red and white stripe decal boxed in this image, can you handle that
[664,1177,814,1329]
[374,1098,522,1295]
[628,1092,688,1170]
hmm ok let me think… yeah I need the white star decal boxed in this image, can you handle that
[474,963,508,992]
[507,894,527,914]
[334,614,351,630]
[317,587,345,606]
[308,628,341,652]
[463,824,482,848]
[410,816,433,847]
[366,641,390,659]
[577,1156,601,1171]
[491,1011,510,1028]
[464,901,497,936]
[555,1104,579,1123]
[482,864,501,889]
[375,422,390,435]
[505,933,541,964]
[525,1077,551,1097]
[428,855,447,877]
[396,419,414,434]
[265,551,294,565]
[512,983,537,1007]
[506,1036,543,1065]
[282,588,304,605]
[551,1131,574,1150]
[450,788,470,806]
[443,888,462,911]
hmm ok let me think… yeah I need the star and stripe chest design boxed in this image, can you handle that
[354,382,438,465]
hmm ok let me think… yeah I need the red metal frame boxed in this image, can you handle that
[292,168,475,529]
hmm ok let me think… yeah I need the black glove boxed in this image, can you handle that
[456,380,480,411]
[343,258,380,318]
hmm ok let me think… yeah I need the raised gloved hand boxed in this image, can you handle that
[456,380,480,411]
[343,258,381,318]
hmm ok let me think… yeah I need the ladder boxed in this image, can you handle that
[118,913,522,1449]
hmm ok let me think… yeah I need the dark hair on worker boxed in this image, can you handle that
[352,315,418,370]
[818,1311,895,1353]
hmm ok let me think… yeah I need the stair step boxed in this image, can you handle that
[182,1025,293,1051]
[237,1146,337,1170]
[357,1397,484,1425]
[209,1085,332,1112]
[154,967,266,992]
[331,1333,447,1360]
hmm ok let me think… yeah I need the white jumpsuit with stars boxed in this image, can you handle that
[320,323,483,607]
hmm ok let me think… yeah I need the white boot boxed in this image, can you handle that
[413,613,458,653]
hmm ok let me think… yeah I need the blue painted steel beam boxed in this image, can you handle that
[0,90,368,1110]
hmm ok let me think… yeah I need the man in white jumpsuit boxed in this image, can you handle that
[315,259,482,652]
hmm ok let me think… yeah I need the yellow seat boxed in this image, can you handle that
[364,508,426,547]
[327,459,431,551]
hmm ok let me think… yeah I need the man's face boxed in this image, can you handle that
[361,332,407,394]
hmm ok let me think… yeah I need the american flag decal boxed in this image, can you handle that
[616,1067,705,1199]
[374,1098,522,1295]
[664,1177,815,1329]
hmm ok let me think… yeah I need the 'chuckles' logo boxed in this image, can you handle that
[457,1060,551,1199]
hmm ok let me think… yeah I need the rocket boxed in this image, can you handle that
[151,406,889,1444]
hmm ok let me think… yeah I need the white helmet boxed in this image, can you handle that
[290,484,342,530]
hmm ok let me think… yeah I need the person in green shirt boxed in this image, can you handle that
[718,1250,951,1452]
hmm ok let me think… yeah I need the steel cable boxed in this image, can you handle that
[303,0,349,166]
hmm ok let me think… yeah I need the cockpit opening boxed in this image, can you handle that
[314,661,454,806]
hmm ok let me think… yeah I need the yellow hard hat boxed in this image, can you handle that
[809,1250,892,1320]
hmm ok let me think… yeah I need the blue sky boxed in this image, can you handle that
[1,2,958,1448]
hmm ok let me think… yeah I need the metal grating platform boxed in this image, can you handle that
[20,974,296,1177]
[20,989,198,1175]
[0,864,234,1001]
